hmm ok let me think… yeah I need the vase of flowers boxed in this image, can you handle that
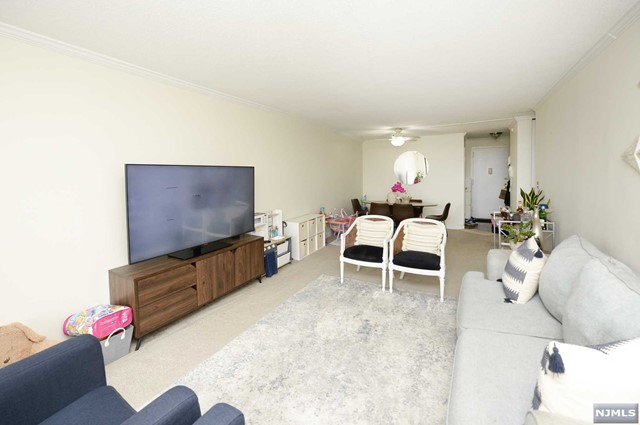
[388,181,406,204]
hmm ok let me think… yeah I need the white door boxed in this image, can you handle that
[471,146,509,219]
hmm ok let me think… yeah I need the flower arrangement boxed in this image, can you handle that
[391,181,406,193]
[414,171,424,184]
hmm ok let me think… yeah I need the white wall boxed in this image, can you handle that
[535,18,640,272]
[0,37,361,338]
[362,134,465,229]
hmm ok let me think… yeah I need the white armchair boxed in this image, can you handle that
[339,215,395,291]
[388,218,447,301]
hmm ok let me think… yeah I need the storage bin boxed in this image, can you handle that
[101,325,133,365]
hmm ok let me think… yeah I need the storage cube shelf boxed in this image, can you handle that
[284,213,326,260]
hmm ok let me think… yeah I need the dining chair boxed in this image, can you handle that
[369,202,392,217]
[388,218,447,301]
[351,198,367,216]
[391,203,416,228]
[339,215,395,291]
[408,199,423,217]
[425,202,451,224]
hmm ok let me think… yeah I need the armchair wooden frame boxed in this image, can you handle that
[388,218,447,301]
[339,215,395,291]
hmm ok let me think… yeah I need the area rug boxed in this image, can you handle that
[176,274,457,424]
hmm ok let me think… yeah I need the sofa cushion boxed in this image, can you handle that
[446,329,554,425]
[563,258,640,346]
[486,249,511,281]
[524,410,594,425]
[532,338,640,424]
[39,385,135,425]
[502,238,547,304]
[343,245,384,263]
[538,235,605,322]
[457,271,562,339]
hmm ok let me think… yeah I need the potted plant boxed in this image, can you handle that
[502,221,535,249]
[520,188,550,210]
[388,181,408,204]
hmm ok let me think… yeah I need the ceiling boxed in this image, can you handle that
[1,0,639,140]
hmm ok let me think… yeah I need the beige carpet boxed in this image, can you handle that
[105,227,494,410]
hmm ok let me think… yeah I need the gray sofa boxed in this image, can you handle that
[447,235,640,425]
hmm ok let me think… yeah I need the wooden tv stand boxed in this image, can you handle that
[109,234,264,349]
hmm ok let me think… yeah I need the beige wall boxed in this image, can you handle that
[0,37,361,338]
[362,134,465,229]
[535,18,640,272]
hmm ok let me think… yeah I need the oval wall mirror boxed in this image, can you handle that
[394,151,429,185]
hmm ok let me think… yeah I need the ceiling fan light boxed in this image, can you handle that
[390,136,406,147]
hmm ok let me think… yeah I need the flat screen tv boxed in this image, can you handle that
[125,164,255,264]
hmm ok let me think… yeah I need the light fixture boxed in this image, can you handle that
[390,128,408,147]
[490,132,503,140]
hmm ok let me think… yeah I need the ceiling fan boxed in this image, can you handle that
[389,128,419,147]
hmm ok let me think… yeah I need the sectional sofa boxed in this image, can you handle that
[447,235,640,424]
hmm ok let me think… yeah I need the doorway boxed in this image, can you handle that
[471,146,509,219]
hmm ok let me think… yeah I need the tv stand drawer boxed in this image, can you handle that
[138,265,197,306]
[137,287,198,335]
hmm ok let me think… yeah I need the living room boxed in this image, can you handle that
[1,2,640,424]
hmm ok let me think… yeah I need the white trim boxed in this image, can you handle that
[0,22,282,114]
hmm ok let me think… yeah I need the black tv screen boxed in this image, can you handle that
[125,164,255,264]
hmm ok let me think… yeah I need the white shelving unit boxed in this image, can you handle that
[492,213,556,252]
[284,213,326,260]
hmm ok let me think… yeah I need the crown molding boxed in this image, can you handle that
[532,2,640,110]
[0,22,282,114]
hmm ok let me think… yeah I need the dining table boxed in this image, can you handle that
[365,201,438,208]
[364,201,438,218]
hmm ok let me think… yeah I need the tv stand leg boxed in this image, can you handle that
[135,337,144,351]
[258,277,262,283]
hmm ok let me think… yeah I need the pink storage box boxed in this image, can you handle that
[63,305,133,339]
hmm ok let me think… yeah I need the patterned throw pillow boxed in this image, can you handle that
[532,338,640,423]
[401,222,443,255]
[355,219,391,248]
[502,238,546,304]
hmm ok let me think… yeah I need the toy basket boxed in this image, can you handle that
[101,325,133,365]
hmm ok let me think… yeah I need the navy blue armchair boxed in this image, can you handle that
[0,334,244,425]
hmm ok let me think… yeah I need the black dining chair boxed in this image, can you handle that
[425,203,451,224]
[351,198,368,216]
[369,202,391,218]
[391,203,416,228]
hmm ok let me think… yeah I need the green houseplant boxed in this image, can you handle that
[520,188,551,210]
[502,221,535,249]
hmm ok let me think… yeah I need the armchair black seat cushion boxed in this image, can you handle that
[344,245,384,263]
[0,334,244,425]
[392,250,441,271]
